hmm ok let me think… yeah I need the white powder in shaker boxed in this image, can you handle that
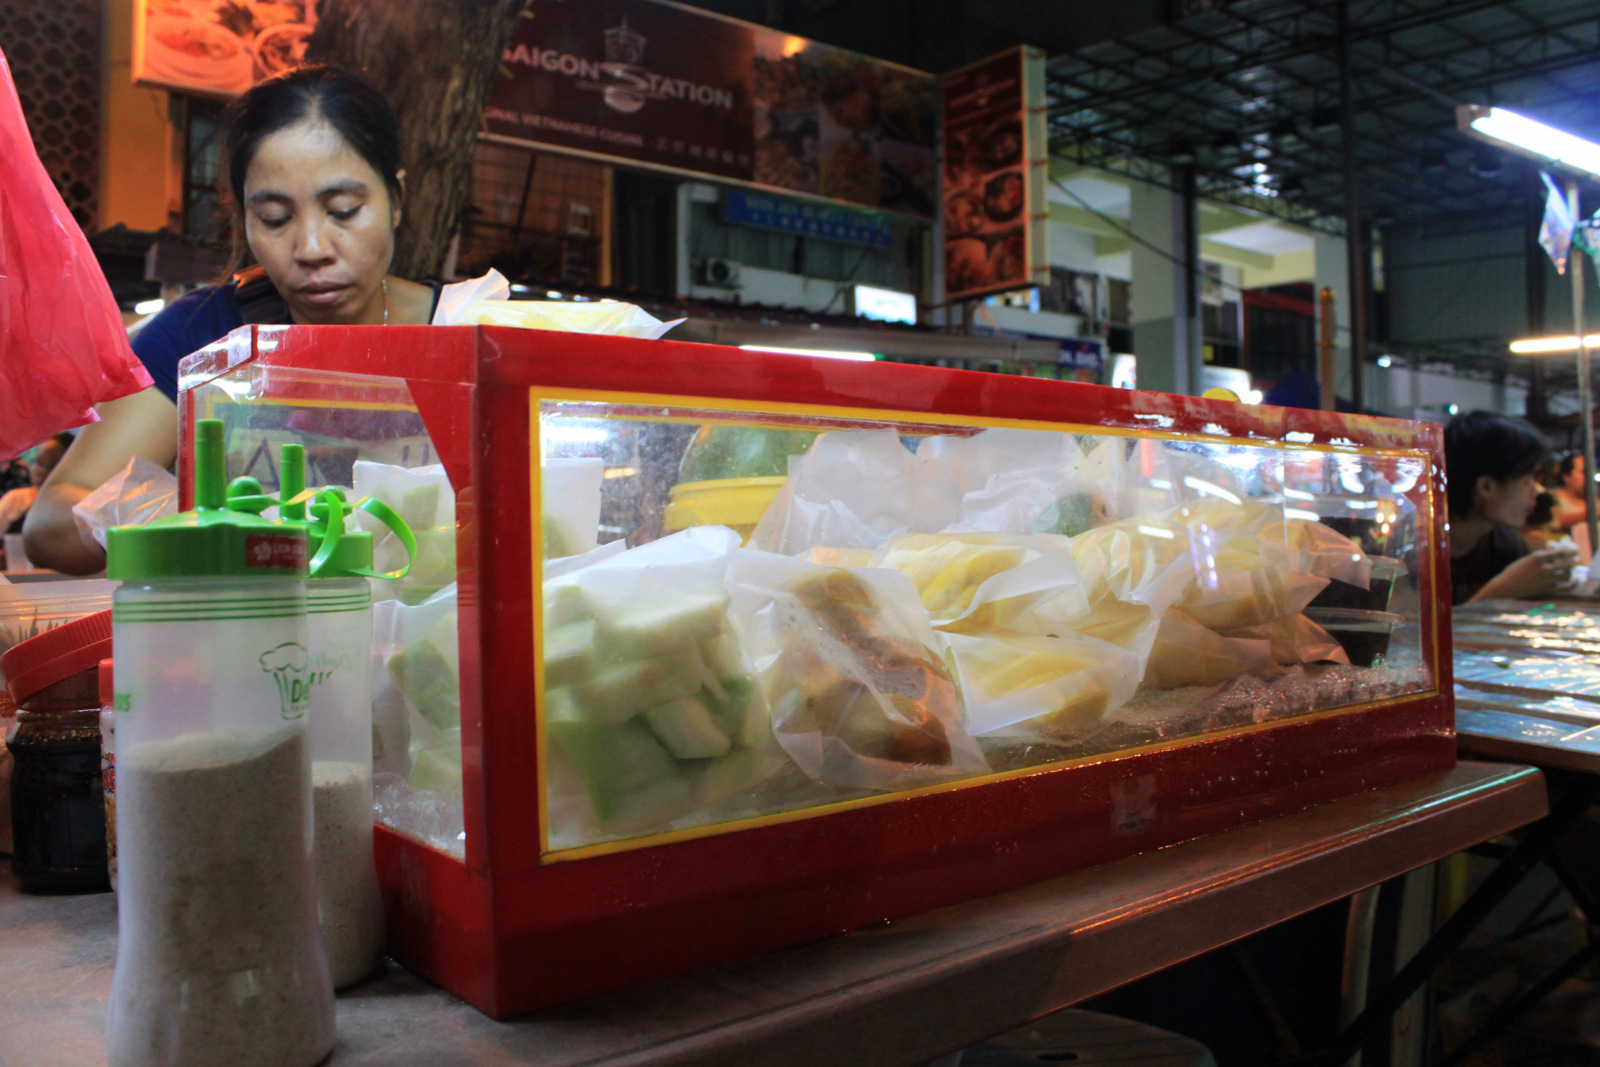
[312,759,385,988]
[108,728,333,1067]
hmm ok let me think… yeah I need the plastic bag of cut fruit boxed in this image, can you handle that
[725,551,988,792]
[539,527,786,844]
[0,47,152,459]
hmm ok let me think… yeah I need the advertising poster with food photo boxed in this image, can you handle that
[941,46,1048,301]
[135,0,313,97]
[487,0,936,218]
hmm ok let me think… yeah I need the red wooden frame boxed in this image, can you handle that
[178,324,1454,1019]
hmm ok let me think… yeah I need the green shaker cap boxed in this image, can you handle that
[275,445,374,579]
[106,419,309,580]
[275,444,414,581]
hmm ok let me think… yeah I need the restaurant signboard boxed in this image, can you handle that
[940,46,1049,300]
[486,0,937,219]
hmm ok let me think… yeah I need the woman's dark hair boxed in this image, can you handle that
[220,65,402,256]
[1559,451,1583,479]
[1444,410,1550,518]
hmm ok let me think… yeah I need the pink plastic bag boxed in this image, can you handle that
[0,46,152,459]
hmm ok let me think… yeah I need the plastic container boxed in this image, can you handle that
[1310,496,1409,559]
[0,578,116,717]
[1305,608,1402,668]
[663,476,788,544]
[1310,556,1404,612]
[98,657,116,893]
[1,610,111,893]
[104,419,333,1067]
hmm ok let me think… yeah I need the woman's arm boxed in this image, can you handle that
[1468,544,1573,602]
[1552,489,1589,530]
[22,387,178,574]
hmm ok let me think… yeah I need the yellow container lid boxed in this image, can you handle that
[664,476,788,532]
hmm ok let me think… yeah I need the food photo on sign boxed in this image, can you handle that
[136,0,314,96]
[940,47,1047,301]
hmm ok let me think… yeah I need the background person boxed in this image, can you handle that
[1446,410,1574,604]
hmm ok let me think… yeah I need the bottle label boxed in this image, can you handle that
[244,534,308,570]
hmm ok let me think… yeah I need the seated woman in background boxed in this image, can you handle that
[23,64,439,574]
[1551,451,1589,533]
[1446,410,1574,604]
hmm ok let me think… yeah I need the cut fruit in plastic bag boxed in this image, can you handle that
[915,429,1104,536]
[0,46,152,458]
[750,430,918,554]
[456,298,683,339]
[1223,613,1349,667]
[1143,609,1274,690]
[541,531,780,838]
[541,458,604,559]
[726,553,987,792]
[870,532,1084,634]
[351,461,455,604]
[943,630,1141,738]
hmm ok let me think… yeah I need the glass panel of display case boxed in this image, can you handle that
[185,364,467,857]
[536,398,1436,854]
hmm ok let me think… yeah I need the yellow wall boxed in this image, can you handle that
[100,0,171,232]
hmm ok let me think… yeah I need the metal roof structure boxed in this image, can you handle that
[1044,0,1600,228]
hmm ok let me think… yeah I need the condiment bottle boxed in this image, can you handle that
[277,444,389,988]
[0,610,111,893]
[104,419,333,1067]
[98,657,116,893]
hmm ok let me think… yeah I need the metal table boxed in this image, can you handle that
[0,761,1542,1067]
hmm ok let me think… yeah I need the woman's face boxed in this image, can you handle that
[242,119,400,326]
[1565,456,1586,494]
[1475,471,1541,527]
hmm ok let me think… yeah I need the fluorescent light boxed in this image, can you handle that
[1182,476,1242,506]
[1447,403,1459,415]
[547,290,564,299]
[1136,525,1176,540]
[1282,487,1314,501]
[544,426,609,444]
[1459,105,1600,177]
[1510,334,1600,354]
[1244,389,1263,404]
[1285,508,1321,522]
[603,466,638,479]
[1150,478,1172,490]
[1376,355,1392,368]
[739,345,877,362]
[134,298,165,315]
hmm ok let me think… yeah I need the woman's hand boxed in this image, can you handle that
[22,387,177,574]
[1472,545,1576,602]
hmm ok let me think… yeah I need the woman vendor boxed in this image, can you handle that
[1445,410,1575,603]
[24,65,438,574]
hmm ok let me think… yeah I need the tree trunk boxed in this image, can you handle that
[306,0,527,280]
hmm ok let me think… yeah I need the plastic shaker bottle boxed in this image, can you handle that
[264,444,412,987]
[104,419,333,1067]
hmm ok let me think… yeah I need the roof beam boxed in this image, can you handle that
[1091,232,1278,271]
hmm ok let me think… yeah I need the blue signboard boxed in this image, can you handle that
[724,190,894,249]
[1056,338,1106,371]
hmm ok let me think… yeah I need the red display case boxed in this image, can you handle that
[178,324,1453,1019]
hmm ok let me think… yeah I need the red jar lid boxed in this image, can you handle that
[99,657,114,708]
[1,609,112,706]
